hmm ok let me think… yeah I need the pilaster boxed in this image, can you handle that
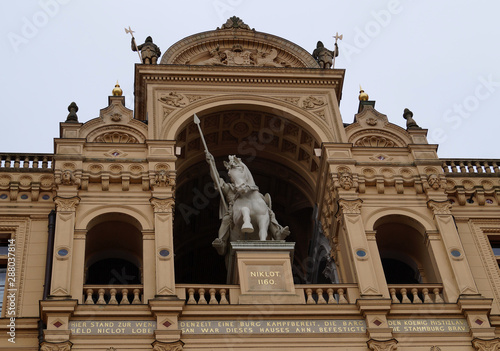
[150,197,176,296]
[49,196,80,298]
[337,198,383,297]
[427,200,479,298]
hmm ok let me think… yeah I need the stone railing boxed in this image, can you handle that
[441,159,500,175]
[179,285,235,305]
[301,285,353,304]
[388,284,444,304]
[0,153,53,170]
[83,285,143,305]
[176,284,359,305]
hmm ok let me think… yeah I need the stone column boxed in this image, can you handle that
[50,197,80,297]
[427,200,479,297]
[150,197,176,296]
[337,199,384,297]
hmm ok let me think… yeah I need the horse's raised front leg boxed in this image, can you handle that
[240,206,254,233]
[257,215,270,241]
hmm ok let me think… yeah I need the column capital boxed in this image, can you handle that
[150,197,175,213]
[40,340,73,351]
[367,338,398,351]
[427,199,453,215]
[152,340,184,351]
[338,198,363,215]
[54,196,80,212]
[472,338,500,351]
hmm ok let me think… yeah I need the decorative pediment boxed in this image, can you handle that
[346,105,412,147]
[78,97,147,143]
[160,18,319,68]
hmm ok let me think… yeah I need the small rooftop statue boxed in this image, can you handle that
[218,16,253,30]
[403,108,421,130]
[312,41,339,69]
[65,102,79,123]
[132,36,161,64]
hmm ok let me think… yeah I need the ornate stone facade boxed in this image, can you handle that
[0,16,499,351]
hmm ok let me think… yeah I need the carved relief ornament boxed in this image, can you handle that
[54,197,80,212]
[472,338,500,351]
[333,171,358,191]
[427,200,453,215]
[338,199,363,215]
[150,197,175,213]
[367,339,398,351]
[152,340,184,351]
[40,341,73,351]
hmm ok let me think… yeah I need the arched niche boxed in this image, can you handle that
[374,215,439,284]
[173,110,322,284]
[84,213,144,286]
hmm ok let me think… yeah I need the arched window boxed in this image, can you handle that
[85,216,143,286]
[375,216,439,284]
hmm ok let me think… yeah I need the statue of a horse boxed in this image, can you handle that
[207,154,290,255]
[225,156,271,241]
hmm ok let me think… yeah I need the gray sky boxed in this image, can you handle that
[1,1,498,159]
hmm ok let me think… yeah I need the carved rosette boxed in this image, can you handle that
[40,341,73,351]
[54,197,80,212]
[338,199,363,215]
[150,197,175,213]
[367,339,398,351]
[472,338,500,351]
[427,200,453,215]
[152,340,184,351]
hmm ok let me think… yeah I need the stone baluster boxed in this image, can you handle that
[316,288,327,304]
[108,288,118,304]
[209,288,218,304]
[390,288,399,303]
[23,156,30,168]
[422,288,433,303]
[132,289,141,304]
[484,162,492,174]
[96,288,106,305]
[411,288,422,303]
[493,162,499,173]
[4,156,11,168]
[42,156,48,169]
[33,156,39,169]
[14,156,20,169]
[327,288,335,304]
[219,289,229,304]
[305,288,315,304]
[197,288,207,304]
[338,288,348,304]
[400,288,411,303]
[433,288,444,303]
[120,288,130,304]
[85,289,94,304]
[187,288,196,304]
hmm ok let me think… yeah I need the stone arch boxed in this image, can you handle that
[365,208,434,234]
[76,205,152,231]
[371,213,440,284]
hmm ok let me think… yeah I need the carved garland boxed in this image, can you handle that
[472,338,500,351]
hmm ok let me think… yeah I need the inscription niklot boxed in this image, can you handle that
[69,320,156,335]
[179,319,366,334]
[250,271,281,286]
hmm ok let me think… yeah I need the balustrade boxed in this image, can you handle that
[442,159,499,174]
[303,286,350,305]
[0,153,53,170]
[388,285,444,304]
[83,285,143,305]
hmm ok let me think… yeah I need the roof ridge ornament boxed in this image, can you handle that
[217,16,254,31]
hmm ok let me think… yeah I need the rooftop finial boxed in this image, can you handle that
[65,102,79,123]
[403,108,421,130]
[359,85,369,101]
[112,81,123,96]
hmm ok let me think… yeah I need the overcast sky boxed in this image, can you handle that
[1,1,498,159]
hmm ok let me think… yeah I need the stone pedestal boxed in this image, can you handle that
[227,241,304,304]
